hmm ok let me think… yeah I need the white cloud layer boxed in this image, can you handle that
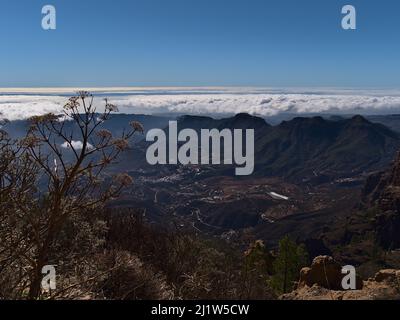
[61,140,93,151]
[2,88,400,121]
[0,95,65,121]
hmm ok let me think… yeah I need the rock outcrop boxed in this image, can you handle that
[361,151,400,249]
[281,256,400,300]
[297,256,362,291]
[362,151,400,212]
[298,256,345,290]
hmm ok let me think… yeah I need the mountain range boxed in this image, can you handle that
[3,113,400,183]
[175,113,400,182]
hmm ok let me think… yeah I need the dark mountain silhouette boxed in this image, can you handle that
[254,115,400,181]
[175,114,400,181]
[177,113,270,132]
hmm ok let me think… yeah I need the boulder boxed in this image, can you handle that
[281,263,400,300]
[298,256,343,290]
[298,255,362,290]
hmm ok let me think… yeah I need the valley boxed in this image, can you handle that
[101,113,398,250]
[4,111,400,253]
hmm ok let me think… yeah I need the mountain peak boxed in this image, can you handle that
[219,113,270,130]
[350,115,370,124]
[234,112,257,120]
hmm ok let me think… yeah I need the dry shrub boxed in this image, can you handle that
[104,209,275,300]
[95,250,174,300]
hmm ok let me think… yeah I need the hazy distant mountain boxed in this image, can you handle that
[2,114,173,141]
[366,115,400,133]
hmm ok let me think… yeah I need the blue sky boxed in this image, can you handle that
[1,0,400,87]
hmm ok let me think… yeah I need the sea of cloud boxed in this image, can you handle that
[1,88,400,121]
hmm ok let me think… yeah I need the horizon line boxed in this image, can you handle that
[1,86,400,95]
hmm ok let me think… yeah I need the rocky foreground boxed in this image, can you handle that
[280,256,400,300]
